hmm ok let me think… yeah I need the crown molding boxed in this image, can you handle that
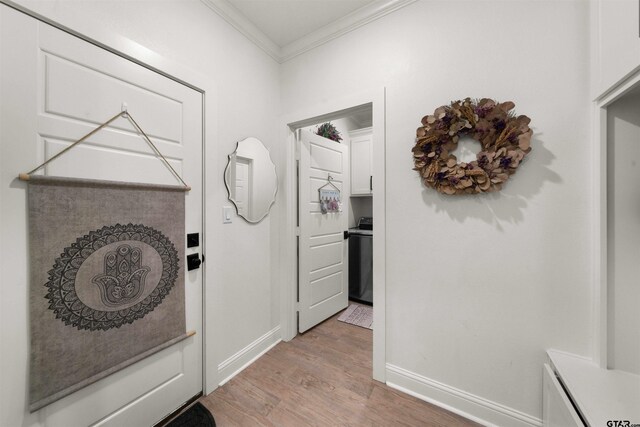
[200,0,281,62]
[200,0,416,63]
[280,0,416,62]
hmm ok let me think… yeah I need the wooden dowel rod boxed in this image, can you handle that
[186,330,196,338]
[17,173,190,191]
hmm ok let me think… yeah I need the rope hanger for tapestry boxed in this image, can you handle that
[18,109,191,191]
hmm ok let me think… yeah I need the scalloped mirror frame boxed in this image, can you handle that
[224,137,278,223]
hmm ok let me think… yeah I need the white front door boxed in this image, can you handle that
[0,6,203,426]
[297,130,349,333]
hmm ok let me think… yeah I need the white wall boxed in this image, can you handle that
[350,197,373,229]
[281,0,592,422]
[591,0,640,98]
[1,1,281,425]
[606,88,640,375]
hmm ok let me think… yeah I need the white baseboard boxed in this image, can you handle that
[217,326,281,386]
[386,364,542,427]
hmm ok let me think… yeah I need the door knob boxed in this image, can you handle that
[187,253,202,271]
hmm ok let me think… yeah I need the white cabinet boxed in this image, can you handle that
[542,364,583,427]
[349,127,372,196]
[593,0,640,96]
[544,350,640,427]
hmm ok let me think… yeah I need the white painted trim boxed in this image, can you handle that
[594,66,640,104]
[589,0,600,99]
[592,100,607,369]
[595,71,640,105]
[199,0,416,63]
[279,129,298,344]
[592,69,640,369]
[217,326,282,386]
[1,0,220,395]
[199,0,280,62]
[279,87,386,381]
[280,0,417,62]
[371,88,386,382]
[386,364,542,427]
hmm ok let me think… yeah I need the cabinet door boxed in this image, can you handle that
[350,132,372,196]
[542,364,584,427]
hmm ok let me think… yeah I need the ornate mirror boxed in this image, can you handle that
[224,137,277,223]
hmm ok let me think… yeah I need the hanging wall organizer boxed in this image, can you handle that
[318,174,342,214]
[20,110,194,411]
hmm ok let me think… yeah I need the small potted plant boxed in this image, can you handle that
[315,122,343,143]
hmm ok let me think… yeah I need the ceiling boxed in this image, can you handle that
[227,0,376,48]
[201,0,416,62]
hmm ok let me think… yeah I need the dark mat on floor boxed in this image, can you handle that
[167,402,216,427]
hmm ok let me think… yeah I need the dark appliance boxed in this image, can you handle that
[348,217,373,305]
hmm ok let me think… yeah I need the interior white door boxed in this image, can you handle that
[297,130,349,333]
[0,6,203,426]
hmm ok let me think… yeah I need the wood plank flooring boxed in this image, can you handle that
[200,307,480,426]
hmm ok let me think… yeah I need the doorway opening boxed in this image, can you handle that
[280,88,386,382]
[593,69,640,370]
[603,82,640,374]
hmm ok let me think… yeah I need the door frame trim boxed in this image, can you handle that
[279,87,387,381]
[1,0,220,393]
[591,69,640,369]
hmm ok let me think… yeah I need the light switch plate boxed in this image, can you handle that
[222,206,233,224]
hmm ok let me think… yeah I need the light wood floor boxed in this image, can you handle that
[200,307,481,426]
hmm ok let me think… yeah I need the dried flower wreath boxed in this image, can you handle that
[412,98,532,195]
